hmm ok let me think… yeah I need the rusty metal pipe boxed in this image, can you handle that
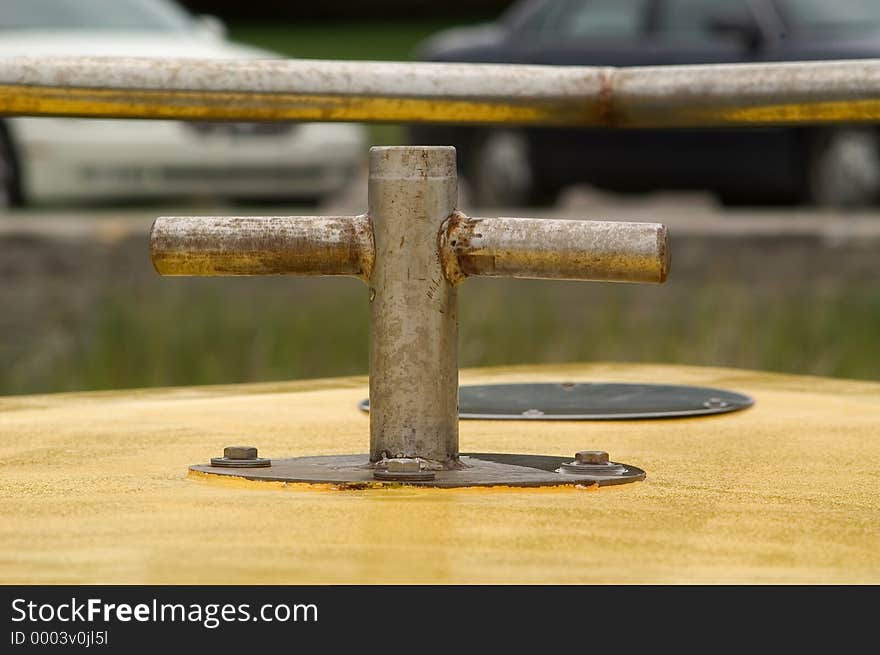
[146,145,674,467]
[150,215,374,280]
[440,214,669,285]
[368,146,460,466]
[2,56,880,127]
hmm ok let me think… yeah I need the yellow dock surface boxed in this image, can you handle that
[1,363,878,584]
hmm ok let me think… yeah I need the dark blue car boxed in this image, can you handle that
[411,0,880,207]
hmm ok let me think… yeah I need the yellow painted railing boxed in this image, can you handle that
[1,56,879,127]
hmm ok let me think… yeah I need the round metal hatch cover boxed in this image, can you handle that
[359,383,754,420]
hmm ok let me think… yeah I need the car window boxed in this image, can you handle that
[780,0,880,34]
[522,0,651,40]
[657,0,755,41]
[0,0,193,32]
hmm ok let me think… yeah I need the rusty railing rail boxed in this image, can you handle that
[0,56,879,127]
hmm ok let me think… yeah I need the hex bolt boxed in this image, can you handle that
[575,450,610,465]
[559,450,626,477]
[386,458,421,473]
[211,445,271,468]
[373,457,436,482]
[224,446,259,460]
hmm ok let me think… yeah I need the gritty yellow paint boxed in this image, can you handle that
[633,98,880,127]
[1,363,878,584]
[5,84,880,127]
[0,85,593,126]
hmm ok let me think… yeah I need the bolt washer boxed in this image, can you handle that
[210,457,271,468]
[373,458,436,481]
[373,470,437,482]
[558,461,628,477]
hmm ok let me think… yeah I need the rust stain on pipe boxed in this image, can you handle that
[150,214,374,281]
[596,69,619,127]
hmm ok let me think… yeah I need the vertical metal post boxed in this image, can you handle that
[368,146,459,467]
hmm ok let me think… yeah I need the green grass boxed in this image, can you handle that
[4,270,879,396]
[229,20,462,62]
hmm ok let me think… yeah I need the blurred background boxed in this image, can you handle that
[1,0,879,396]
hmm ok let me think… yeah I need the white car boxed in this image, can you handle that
[0,0,367,206]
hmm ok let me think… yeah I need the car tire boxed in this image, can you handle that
[0,122,22,209]
[806,127,880,208]
[466,130,558,208]
[231,195,322,208]
[716,189,800,208]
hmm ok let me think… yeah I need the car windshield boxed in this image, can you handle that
[783,0,880,33]
[514,0,649,39]
[0,0,193,32]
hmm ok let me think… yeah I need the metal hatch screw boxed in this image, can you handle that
[210,445,271,468]
[575,450,609,465]
[559,450,627,476]
[373,458,436,482]
[703,397,729,409]
[225,446,258,460]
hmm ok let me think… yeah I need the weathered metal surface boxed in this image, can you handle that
[189,453,646,488]
[150,211,668,286]
[358,383,755,420]
[150,214,374,280]
[617,61,880,127]
[441,213,669,285]
[2,56,880,127]
[368,146,460,466]
[0,57,605,126]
